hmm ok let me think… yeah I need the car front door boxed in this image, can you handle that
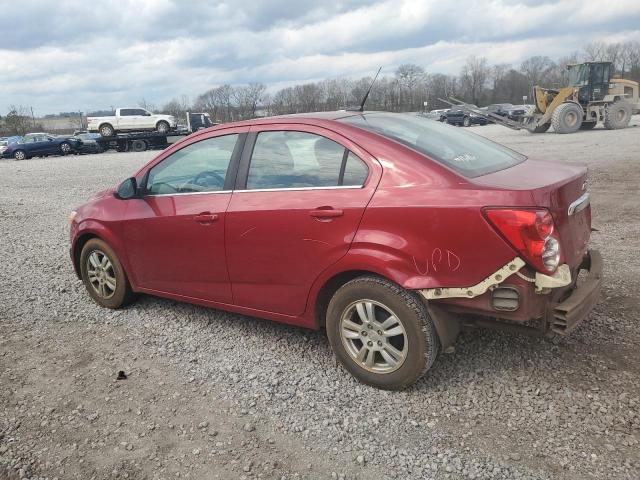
[225,125,381,316]
[131,109,152,129]
[28,135,49,155]
[121,130,246,303]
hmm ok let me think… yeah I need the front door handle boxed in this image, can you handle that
[194,212,219,224]
[309,207,344,219]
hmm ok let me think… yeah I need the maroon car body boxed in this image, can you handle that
[69,111,602,389]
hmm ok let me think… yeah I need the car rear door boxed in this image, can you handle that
[225,124,382,316]
[121,129,246,302]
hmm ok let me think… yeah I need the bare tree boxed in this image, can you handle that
[460,56,489,105]
[2,106,32,135]
[520,56,556,87]
[138,98,157,113]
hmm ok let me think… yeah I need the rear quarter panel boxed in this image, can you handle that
[331,140,535,290]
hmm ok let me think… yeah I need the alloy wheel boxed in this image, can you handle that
[61,143,71,154]
[86,250,117,299]
[340,300,408,374]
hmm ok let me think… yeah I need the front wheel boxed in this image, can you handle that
[463,116,471,127]
[60,142,72,155]
[13,150,27,161]
[326,276,440,390]
[551,102,583,134]
[80,238,136,309]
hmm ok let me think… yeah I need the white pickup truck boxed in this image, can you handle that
[87,108,177,137]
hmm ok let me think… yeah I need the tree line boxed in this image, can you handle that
[167,40,640,123]
[2,40,639,135]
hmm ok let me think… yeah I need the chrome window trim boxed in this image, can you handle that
[144,189,232,198]
[234,185,364,193]
[567,192,590,215]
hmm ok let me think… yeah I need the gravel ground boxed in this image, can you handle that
[1,117,639,480]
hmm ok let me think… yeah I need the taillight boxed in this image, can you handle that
[484,208,561,274]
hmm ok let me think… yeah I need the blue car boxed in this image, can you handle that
[2,133,82,160]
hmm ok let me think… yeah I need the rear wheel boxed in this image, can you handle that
[326,276,439,390]
[99,124,115,137]
[131,139,147,152]
[603,100,632,130]
[462,116,471,127]
[80,238,136,309]
[551,103,583,134]
[156,121,170,134]
[60,142,72,155]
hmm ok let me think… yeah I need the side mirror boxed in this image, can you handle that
[114,177,140,200]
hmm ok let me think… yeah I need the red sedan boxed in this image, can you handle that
[69,112,602,389]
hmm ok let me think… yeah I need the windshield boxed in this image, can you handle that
[567,65,588,87]
[338,113,526,177]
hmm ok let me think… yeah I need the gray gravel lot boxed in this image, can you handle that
[1,118,639,480]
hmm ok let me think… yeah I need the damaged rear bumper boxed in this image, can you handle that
[549,250,603,335]
[419,250,603,340]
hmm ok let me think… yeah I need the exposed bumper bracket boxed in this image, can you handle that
[419,257,526,300]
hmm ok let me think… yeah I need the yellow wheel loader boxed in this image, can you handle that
[442,61,639,134]
[524,62,639,133]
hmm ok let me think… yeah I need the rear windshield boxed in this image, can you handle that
[338,113,526,177]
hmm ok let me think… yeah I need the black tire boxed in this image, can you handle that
[603,100,632,130]
[580,121,597,130]
[551,102,583,134]
[156,121,170,134]
[60,142,72,155]
[131,139,147,152]
[13,150,27,161]
[99,124,115,137]
[80,238,137,309]
[326,276,440,390]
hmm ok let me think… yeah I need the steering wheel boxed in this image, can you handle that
[149,181,179,194]
[193,170,225,188]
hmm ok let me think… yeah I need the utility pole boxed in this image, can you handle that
[30,107,35,127]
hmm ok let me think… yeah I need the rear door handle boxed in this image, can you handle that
[309,207,344,219]
[194,212,219,224]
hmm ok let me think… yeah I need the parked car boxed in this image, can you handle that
[506,105,535,122]
[69,111,601,390]
[72,131,104,154]
[427,109,449,121]
[87,108,177,137]
[444,106,488,126]
[2,133,82,160]
[0,140,8,156]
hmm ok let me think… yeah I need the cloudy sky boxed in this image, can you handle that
[1,0,639,115]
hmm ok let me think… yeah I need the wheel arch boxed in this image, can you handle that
[72,232,100,278]
[71,222,134,286]
[313,269,385,328]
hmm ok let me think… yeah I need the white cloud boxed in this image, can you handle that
[0,0,638,113]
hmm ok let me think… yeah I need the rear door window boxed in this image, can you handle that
[245,131,368,190]
[339,113,525,178]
